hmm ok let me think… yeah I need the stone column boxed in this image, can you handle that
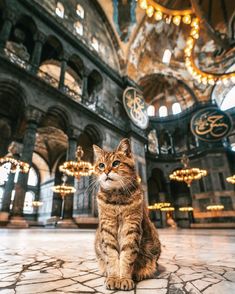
[0,9,15,51]
[30,31,46,74]
[168,132,175,155]
[58,53,68,90]
[57,127,79,228]
[82,68,89,103]
[9,107,42,228]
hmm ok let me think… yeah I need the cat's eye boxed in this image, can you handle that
[112,160,120,167]
[98,163,105,170]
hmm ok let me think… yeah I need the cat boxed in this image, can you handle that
[93,138,161,290]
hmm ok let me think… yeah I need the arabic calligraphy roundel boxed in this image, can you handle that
[123,87,149,129]
[190,107,232,142]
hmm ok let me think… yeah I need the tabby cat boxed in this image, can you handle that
[93,138,161,290]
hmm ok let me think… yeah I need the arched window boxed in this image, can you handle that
[172,102,182,114]
[23,191,35,214]
[159,105,168,117]
[55,2,64,18]
[147,105,155,116]
[27,167,38,186]
[220,86,235,110]
[0,163,11,185]
[76,4,84,19]
[74,21,83,36]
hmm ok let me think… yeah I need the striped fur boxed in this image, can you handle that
[93,138,161,290]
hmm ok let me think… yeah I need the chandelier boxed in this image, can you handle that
[52,175,76,198]
[179,206,194,212]
[206,205,224,211]
[0,156,30,174]
[59,146,93,179]
[169,154,207,187]
[148,202,171,210]
[138,0,235,86]
[226,175,235,184]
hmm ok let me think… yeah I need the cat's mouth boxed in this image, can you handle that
[105,177,113,182]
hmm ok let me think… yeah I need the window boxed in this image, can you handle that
[74,21,83,36]
[76,4,84,19]
[147,105,155,116]
[199,178,205,193]
[172,102,182,115]
[159,105,168,117]
[55,2,64,18]
[23,191,35,214]
[220,196,233,211]
[27,167,38,186]
[220,86,235,110]
[91,37,99,52]
[162,49,172,65]
[218,172,226,190]
[0,163,11,185]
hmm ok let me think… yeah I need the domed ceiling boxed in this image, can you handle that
[35,0,235,115]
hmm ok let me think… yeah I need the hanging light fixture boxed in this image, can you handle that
[59,146,93,179]
[206,205,224,211]
[0,156,30,174]
[52,175,76,198]
[179,206,194,212]
[32,201,43,207]
[169,154,207,187]
[226,175,235,184]
[148,202,171,210]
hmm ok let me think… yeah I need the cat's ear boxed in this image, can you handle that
[93,145,104,159]
[116,138,132,157]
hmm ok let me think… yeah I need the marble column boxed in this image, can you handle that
[58,54,68,90]
[30,31,46,74]
[57,127,79,228]
[8,107,42,228]
[0,9,15,51]
[82,68,89,103]
[169,132,176,155]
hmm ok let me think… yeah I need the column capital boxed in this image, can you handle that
[25,106,43,124]
[83,67,90,77]
[33,31,47,44]
[67,126,80,140]
[3,9,16,23]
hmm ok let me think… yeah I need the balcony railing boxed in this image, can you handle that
[1,48,126,129]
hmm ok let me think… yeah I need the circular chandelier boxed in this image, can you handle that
[52,174,76,198]
[161,206,175,212]
[148,202,171,210]
[226,175,235,184]
[0,156,30,174]
[206,205,224,211]
[138,0,235,86]
[169,154,207,187]
[59,146,93,179]
[179,207,194,212]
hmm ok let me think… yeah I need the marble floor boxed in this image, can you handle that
[0,228,235,294]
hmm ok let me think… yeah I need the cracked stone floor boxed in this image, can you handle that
[0,228,235,294]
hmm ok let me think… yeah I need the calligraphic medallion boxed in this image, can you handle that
[123,87,149,129]
[191,107,232,142]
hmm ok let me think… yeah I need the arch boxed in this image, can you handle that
[7,14,37,59]
[147,168,167,205]
[87,69,103,96]
[0,80,27,139]
[172,102,182,115]
[40,35,63,64]
[41,105,70,132]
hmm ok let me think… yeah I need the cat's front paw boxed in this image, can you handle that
[119,278,135,290]
[105,277,119,290]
